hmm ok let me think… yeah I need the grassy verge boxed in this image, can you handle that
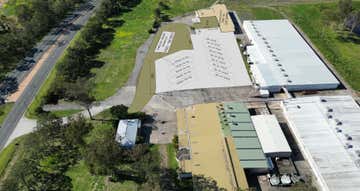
[0,136,24,178]
[50,109,83,118]
[0,103,14,124]
[0,140,17,176]
[26,26,84,119]
[279,2,360,91]
[167,144,178,170]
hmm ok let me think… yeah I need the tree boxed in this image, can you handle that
[64,78,95,120]
[349,10,360,33]
[65,115,93,146]
[193,175,227,191]
[110,104,129,119]
[84,133,123,174]
[339,0,353,19]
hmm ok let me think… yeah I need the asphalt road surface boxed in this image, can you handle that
[0,0,101,150]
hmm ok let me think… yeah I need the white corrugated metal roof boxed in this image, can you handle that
[243,20,339,92]
[115,119,141,147]
[251,115,291,157]
[155,28,251,93]
[283,96,360,191]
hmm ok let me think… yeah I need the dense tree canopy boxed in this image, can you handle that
[0,0,84,80]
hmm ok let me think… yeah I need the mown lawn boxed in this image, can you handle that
[0,103,13,125]
[66,160,107,191]
[90,0,161,100]
[66,160,138,191]
[279,2,360,91]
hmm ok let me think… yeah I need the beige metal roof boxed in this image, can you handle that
[195,4,235,32]
[177,103,248,190]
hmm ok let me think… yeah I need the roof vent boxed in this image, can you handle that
[335,119,342,126]
[327,107,333,112]
[327,115,333,119]
[274,58,279,62]
[287,80,292,83]
[345,134,352,140]
[321,99,327,102]
[345,143,353,149]
[269,49,274,53]
[281,68,285,72]
[355,150,360,157]
[336,127,342,133]
[278,64,282,66]
[284,74,289,77]
[297,105,301,109]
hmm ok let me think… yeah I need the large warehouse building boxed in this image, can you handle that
[243,20,340,92]
[155,28,251,93]
[282,96,360,191]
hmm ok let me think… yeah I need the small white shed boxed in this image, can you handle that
[115,119,141,147]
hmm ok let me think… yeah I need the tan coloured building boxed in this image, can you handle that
[177,103,249,191]
[195,4,235,32]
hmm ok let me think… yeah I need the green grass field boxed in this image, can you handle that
[90,0,161,100]
[129,23,193,112]
[0,103,14,125]
[66,160,139,191]
[0,0,26,16]
[278,2,360,91]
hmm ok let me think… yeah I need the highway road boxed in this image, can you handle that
[0,0,101,150]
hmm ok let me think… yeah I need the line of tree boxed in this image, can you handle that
[0,0,84,81]
[35,0,142,117]
[149,0,171,33]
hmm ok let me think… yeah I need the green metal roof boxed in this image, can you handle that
[237,149,266,160]
[231,131,258,137]
[239,160,269,169]
[218,102,268,169]
[222,102,249,113]
[234,138,262,149]
[229,122,254,131]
